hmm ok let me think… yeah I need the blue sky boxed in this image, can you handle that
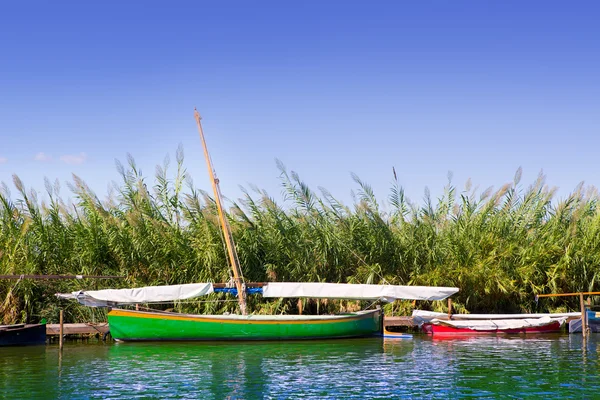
[1,1,599,209]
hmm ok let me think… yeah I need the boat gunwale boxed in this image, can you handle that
[108,308,380,324]
[0,323,45,332]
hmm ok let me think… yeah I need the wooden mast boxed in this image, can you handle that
[194,109,248,315]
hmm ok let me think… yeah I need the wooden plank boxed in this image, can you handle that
[47,323,109,336]
[383,316,415,327]
[536,291,600,298]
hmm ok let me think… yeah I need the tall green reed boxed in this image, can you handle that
[2,150,599,323]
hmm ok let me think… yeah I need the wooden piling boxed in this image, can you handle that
[447,298,452,320]
[580,293,587,339]
[59,309,64,350]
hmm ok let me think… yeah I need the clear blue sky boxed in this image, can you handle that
[1,1,599,209]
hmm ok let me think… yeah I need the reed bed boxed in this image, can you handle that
[2,150,599,324]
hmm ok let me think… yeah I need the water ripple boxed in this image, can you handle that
[1,335,599,399]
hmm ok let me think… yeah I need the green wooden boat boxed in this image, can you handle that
[61,280,456,341]
[107,308,382,341]
[58,110,459,342]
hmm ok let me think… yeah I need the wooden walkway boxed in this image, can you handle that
[383,316,415,327]
[47,317,414,337]
[46,323,109,336]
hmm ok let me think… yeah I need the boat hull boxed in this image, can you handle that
[108,309,382,341]
[382,328,412,339]
[0,323,46,346]
[423,321,562,335]
[569,310,600,333]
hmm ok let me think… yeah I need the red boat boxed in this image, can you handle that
[422,316,566,335]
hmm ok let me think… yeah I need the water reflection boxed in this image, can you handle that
[1,336,600,399]
[102,340,384,399]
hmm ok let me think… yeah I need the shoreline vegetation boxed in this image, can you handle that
[2,149,599,324]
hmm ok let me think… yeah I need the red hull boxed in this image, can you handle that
[423,321,562,335]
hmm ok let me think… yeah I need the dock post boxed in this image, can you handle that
[580,293,587,339]
[447,298,452,320]
[59,309,64,350]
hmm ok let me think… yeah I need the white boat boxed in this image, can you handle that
[413,310,578,335]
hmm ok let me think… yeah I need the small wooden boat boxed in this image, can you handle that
[413,310,575,335]
[413,310,580,323]
[0,323,47,346]
[382,327,412,339]
[109,308,382,341]
[422,317,566,335]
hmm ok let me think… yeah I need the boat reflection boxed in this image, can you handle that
[106,339,384,399]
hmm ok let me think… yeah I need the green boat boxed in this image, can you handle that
[107,308,382,341]
[58,110,459,341]
[58,280,457,341]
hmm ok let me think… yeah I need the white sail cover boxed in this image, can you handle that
[412,310,580,325]
[429,316,567,331]
[56,283,214,307]
[262,283,458,302]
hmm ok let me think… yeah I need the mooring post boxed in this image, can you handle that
[580,293,587,339]
[59,309,64,350]
[447,298,452,320]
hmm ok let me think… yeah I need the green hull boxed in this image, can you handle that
[108,309,382,341]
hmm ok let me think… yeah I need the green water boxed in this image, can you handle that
[1,335,599,399]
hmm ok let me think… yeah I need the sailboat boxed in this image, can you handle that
[59,110,458,341]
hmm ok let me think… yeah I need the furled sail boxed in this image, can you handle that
[262,282,458,302]
[57,283,214,307]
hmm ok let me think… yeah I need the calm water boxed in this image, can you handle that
[1,335,599,399]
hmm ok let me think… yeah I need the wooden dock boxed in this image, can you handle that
[46,323,109,336]
[383,316,415,327]
[45,317,415,338]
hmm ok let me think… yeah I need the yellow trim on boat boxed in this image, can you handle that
[109,309,377,325]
